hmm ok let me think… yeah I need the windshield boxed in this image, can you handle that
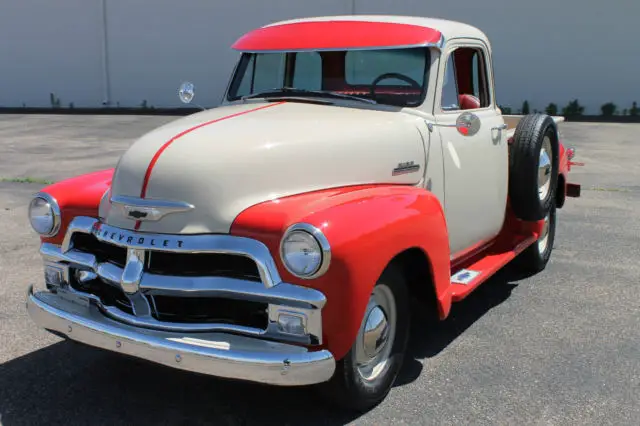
[227,47,431,107]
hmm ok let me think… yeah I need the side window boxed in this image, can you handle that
[440,47,492,111]
[292,52,322,90]
[471,53,480,99]
[441,54,460,110]
[470,50,490,105]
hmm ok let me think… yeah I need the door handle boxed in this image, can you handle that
[492,123,508,131]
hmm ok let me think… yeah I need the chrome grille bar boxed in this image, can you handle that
[62,217,282,288]
[42,243,325,309]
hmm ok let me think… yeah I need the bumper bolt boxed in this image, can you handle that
[175,354,182,363]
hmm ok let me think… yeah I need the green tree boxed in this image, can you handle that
[498,104,512,114]
[49,93,61,108]
[562,99,585,117]
[545,103,558,116]
[630,101,639,116]
[600,102,617,117]
[522,100,530,115]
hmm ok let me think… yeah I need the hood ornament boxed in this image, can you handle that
[110,195,194,222]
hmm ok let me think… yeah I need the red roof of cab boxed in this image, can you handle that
[232,20,443,52]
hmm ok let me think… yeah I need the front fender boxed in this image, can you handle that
[35,169,114,245]
[231,184,452,360]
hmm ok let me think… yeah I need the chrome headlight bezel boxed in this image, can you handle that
[279,223,331,280]
[28,192,61,237]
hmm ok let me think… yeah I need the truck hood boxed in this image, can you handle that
[100,101,427,234]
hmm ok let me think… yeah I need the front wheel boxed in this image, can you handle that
[318,265,410,412]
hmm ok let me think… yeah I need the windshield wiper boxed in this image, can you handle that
[242,87,377,104]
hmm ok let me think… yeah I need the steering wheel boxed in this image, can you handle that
[369,73,422,99]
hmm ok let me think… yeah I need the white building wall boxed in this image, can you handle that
[0,0,638,113]
[0,0,105,108]
[105,0,352,108]
[355,0,640,114]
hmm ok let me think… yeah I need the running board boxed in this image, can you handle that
[449,235,538,301]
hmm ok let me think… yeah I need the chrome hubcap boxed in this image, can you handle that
[355,285,396,381]
[538,211,551,255]
[538,137,553,200]
[363,306,389,358]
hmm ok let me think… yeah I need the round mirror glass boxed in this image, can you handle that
[456,112,481,137]
[178,81,195,104]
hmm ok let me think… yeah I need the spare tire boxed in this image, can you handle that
[509,114,559,221]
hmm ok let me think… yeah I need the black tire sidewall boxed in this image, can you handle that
[320,265,410,411]
[516,201,557,272]
[538,202,557,264]
[509,114,560,221]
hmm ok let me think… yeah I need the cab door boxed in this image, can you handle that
[433,40,508,258]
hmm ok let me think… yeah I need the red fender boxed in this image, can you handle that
[231,184,452,360]
[36,169,114,245]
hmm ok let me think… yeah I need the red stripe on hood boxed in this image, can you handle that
[134,101,284,230]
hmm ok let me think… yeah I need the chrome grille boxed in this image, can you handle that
[42,216,326,345]
[68,233,267,327]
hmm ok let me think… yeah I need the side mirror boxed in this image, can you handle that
[455,111,481,136]
[178,81,195,104]
[425,111,482,136]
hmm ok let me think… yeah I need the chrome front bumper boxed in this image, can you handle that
[26,285,336,386]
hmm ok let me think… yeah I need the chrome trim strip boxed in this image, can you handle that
[139,275,326,309]
[31,192,62,237]
[41,243,97,270]
[110,195,194,222]
[27,286,335,386]
[62,216,282,288]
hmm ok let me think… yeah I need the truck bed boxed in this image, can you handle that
[502,115,565,139]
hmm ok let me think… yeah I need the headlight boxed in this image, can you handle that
[28,193,61,236]
[280,223,331,279]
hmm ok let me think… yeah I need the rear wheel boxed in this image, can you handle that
[318,265,410,412]
[514,202,557,273]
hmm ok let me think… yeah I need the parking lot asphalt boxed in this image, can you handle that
[0,115,639,425]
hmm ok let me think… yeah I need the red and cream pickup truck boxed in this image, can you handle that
[26,15,582,410]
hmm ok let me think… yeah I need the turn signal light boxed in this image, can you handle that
[277,313,306,335]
